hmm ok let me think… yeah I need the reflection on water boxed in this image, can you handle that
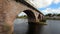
[27,23,43,34]
[14,19,60,34]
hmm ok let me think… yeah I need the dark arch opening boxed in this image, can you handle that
[38,14,41,19]
[23,10,36,20]
[23,10,36,23]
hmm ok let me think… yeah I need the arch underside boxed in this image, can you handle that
[23,10,36,22]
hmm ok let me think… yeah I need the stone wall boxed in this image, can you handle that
[0,0,43,34]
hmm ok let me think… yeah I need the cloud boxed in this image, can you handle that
[18,12,26,16]
[53,0,60,4]
[26,0,60,8]
[41,8,60,15]
[27,0,53,8]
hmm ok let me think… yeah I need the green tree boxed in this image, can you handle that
[45,13,52,17]
[57,14,60,16]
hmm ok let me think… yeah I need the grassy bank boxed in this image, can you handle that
[17,17,27,19]
[17,15,28,19]
[44,17,60,20]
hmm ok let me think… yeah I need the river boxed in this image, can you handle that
[14,18,60,34]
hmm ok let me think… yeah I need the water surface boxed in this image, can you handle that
[14,19,60,34]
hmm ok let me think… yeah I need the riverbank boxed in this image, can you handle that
[17,17,27,19]
[44,17,60,20]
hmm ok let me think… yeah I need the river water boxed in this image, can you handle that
[14,19,60,34]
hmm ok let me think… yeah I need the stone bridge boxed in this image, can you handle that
[0,0,44,34]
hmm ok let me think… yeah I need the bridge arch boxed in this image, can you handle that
[0,0,44,34]
[17,10,36,22]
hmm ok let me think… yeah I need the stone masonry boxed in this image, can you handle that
[0,0,44,34]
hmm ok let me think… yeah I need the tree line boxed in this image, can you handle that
[45,13,60,17]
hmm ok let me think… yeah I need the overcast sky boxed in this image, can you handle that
[18,0,60,16]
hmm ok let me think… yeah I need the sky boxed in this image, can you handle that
[18,0,60,16]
